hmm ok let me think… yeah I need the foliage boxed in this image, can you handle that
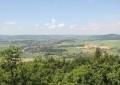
[0,46,120,85]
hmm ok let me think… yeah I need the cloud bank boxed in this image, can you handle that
[0,19,120,35]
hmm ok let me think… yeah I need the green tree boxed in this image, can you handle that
[94,47,102,60]
[1,46,21,85]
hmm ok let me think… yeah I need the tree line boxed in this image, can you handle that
[0,46,120,85]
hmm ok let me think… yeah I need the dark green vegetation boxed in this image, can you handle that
[0,46,120,85]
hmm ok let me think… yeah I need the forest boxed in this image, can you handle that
[0,46,120,85]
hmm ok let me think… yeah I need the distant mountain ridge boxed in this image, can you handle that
[92,34,120,40]
[0,34,120,41]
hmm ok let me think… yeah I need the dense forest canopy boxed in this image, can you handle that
[0,46,120,85]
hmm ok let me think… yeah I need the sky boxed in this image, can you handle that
[0,0,120,35]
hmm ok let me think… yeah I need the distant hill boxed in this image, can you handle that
[92,34,120,40]
[0,34,120,41]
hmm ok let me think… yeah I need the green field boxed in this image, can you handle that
[0,35,120,58]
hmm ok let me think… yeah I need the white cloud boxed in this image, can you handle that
[44,18,65,29]
[70,24,80,29]
[0,21,20,35]
[51,18,56,23]
[4,21,16,25]
[34,24,40,28]
[68,21,120,35]
[47,24,56,29]
[0,20,120,35]
[117,22,120,25]
[54,20,120,35]
[57,23,64,27]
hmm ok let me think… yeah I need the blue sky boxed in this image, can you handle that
[0,0,120,35]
